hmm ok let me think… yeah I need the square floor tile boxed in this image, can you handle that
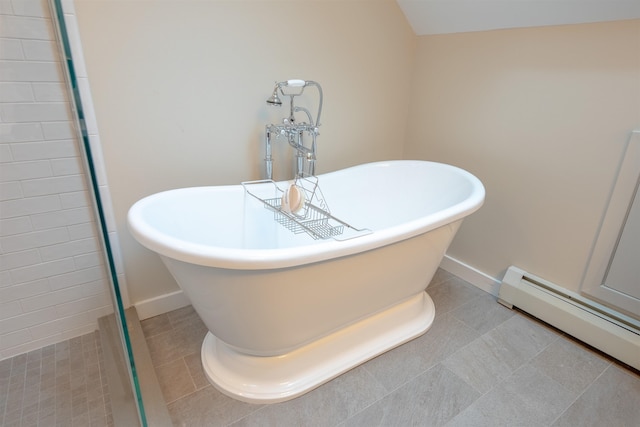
[447,364,576,427]
[552,364,640,426]
[343,364,479,427]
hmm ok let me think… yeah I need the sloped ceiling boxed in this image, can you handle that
[397,0,640,35]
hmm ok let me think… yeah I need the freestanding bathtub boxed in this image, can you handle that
[128,160,484,403]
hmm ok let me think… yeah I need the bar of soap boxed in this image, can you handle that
[281,184,305,213]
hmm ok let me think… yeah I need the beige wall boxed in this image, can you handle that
[75,0,639,302]
[74,0,415,303]
[405,20,640,291]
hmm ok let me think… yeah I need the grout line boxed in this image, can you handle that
[165,384,207,407]
[547,362,613,426]
[227,403,266,427]
[183,354,205,393]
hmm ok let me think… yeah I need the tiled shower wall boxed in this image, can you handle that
[0,0,124,360]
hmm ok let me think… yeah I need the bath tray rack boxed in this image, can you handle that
[242,176,369,240]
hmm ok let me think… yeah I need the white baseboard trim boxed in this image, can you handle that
[440,255,501,296]
[134,290,190,320]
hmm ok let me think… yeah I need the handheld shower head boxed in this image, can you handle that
[266,86,282,106]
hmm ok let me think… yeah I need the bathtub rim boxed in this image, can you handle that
[127,160,485,270]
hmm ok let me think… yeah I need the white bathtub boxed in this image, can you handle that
[128,160,484,403]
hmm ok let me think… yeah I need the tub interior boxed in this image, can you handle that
[320,161,477,229]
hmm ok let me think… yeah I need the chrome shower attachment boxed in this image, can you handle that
[264,80,323,180]
[266,87,282,107]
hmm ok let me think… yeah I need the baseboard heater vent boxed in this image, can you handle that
[498,266,640,370]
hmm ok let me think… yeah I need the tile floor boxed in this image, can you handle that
[0,331,113,427]
[141,269,640,427]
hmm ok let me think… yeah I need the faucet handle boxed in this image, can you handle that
[286,79,306,87]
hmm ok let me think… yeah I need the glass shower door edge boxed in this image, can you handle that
[48,1,148,425]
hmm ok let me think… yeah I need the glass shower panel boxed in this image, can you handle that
[49,0,147,425]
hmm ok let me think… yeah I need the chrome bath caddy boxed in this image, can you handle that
[242,175,369,240]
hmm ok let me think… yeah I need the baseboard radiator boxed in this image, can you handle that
[498,266,640,370]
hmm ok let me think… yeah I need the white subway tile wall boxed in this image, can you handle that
[0,0,122,360]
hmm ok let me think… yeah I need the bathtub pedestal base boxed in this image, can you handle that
[200,290,435,403]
